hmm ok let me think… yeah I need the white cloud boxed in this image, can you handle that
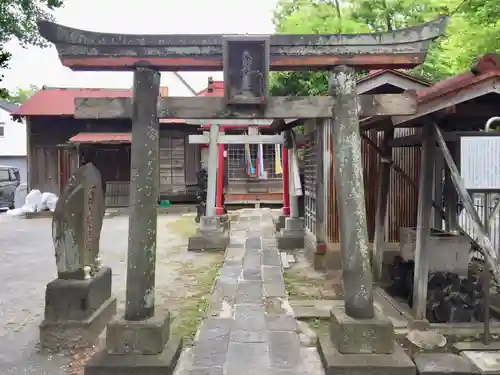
[2,0,277,95]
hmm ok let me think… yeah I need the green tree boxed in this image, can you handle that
[0,0,64,98]
[271,0,500,95]
[8,85,39,105]
[270,0,369,96]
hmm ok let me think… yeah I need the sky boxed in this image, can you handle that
[2,0,278,96]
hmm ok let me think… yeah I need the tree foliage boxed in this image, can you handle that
[8,85,39,105]
[0,0,64,99]
[271,0,500,95]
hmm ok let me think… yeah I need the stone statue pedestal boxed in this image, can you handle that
[274,215,287,232]
[85,311,182,375]
[39,266,117,352]
[187,215,230,252]
[317,304,416,375]
[277,217,305,250]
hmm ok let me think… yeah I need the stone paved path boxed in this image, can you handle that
[174,209,325,375]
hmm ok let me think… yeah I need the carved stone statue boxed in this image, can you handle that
[52,163,105,279]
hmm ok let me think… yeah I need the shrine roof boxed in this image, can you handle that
[359,69,431,86]
[391,53,500,126]
[416,53,500,103]
[13,86,185,124]
[69,132,131,144]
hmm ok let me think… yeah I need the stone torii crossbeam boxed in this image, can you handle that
[37,16,448,375]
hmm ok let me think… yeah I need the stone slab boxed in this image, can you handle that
[414,353,480,375]
[277,232,305,250]
[275,215,287,232]
[290,300,340,319]
[330,304,394,354]
[284,217,304,232]
[461,352,500,375]
[40,296,116,352]
[245,237,262,250]
[454,342,500,352]
[225,342,270,375]
[265,314,297,331]
[187,230,229,252]
[44,267,112,321]
[269,331,302,369]
[234,305,266,331]
[235,281,263,304]
[262,251,282,267]
[317,334,415,375]
[85,335,182,375]
[106,311,171,355]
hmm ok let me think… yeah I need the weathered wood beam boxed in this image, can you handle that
[189,133,306,145]
[392,77,499,126]
[434,123,500,285]
[412,124,435,321]
[74,93,417,120]
[361,134,446,218]
[388,131,500,147]
[189,134,284,145]
[372,128,394,281]
[38,17,448,71]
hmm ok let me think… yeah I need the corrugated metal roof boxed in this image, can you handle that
[0,99,19,113]
[69,132,131,144]
[14,87,132,116]
[417,53,500,103]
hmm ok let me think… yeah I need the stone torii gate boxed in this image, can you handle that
[37,17,447,375]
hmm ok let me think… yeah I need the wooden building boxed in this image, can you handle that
[301,70,431,269]
[14,87,201,207]
[197,81,286,205]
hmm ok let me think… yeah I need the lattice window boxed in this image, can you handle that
[227,143,281,180]
[304,130,317,233]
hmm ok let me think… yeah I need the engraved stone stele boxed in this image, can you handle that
[52,163,105,280]
[40,163,116,352]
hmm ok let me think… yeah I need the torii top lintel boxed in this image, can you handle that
[38,16,448,72]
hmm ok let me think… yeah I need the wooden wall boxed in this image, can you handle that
[27,117,201,205]
[325,122,420,243]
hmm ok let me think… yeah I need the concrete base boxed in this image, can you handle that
[40,267,116,352]
[414,353,480,375]
[106,311,171,355]
[308,242,342,271]
[46,267,113,318]
[277,217,305,250]
[85,335,182,375]
[188,216,230,252]
[318,335,415,375]
[275,215,287,232]
[330,304,394,354]
[40,296,117,352]
[461,351,500,374]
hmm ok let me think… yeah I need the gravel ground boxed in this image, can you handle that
[0,212,221,375]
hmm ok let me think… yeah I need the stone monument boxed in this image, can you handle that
[40,163,116,352]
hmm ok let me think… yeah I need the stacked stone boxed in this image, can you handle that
[388,255,485,323]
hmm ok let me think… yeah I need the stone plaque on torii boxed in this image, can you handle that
[37,16,448,375]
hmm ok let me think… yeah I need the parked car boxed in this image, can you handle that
[0,165,21,209]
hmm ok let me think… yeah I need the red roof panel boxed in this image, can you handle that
[417,53,500,103]
[69,132,131,144]
[14,88,132,116]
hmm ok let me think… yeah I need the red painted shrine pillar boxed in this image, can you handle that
[215,142,225,215]
[282,145,290,216]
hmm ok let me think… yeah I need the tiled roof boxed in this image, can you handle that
[0,99,20,113]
